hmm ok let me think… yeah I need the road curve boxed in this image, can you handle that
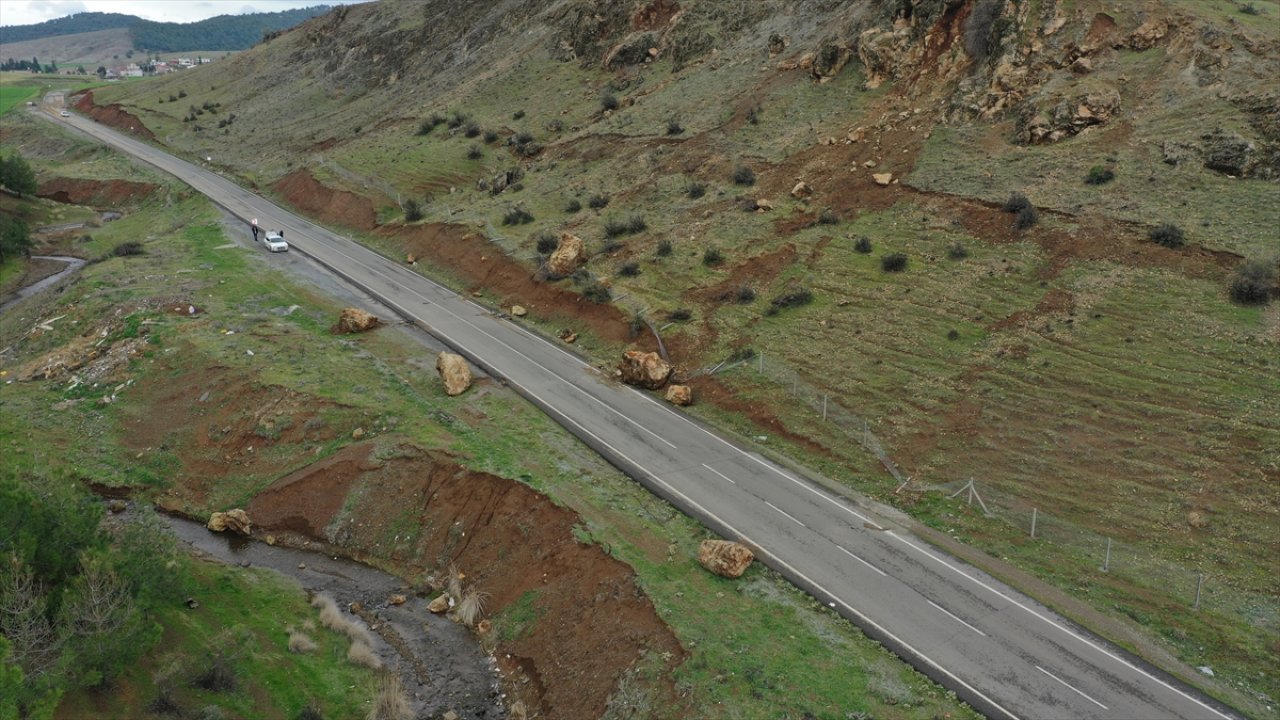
[40,106,1240,720]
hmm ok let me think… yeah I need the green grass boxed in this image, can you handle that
[0,85,39,116]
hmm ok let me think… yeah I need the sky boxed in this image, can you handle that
[0,0,359,27]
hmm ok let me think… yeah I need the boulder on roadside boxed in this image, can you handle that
[618,350,672,390]
[664,384,692,406]
[332,308,381,334]
[511,305,528,317]
[697,539,753,578]
[547,232,587,276]
[428,594,451,614]
[207,509,252,536]
[872,172,893,186]
[436,352,473,396]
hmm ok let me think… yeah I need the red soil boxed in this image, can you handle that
[72,91,155,140]
[37,176,158,208]
[273,168,378,230]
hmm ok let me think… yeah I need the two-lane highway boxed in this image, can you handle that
[42,106,1238,720]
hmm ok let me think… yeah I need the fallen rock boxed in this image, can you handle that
[107,499,127,514]
[1187,510,1209,529]
[618,350,672,390]
[872,172,893,186]
[332,308,381,334]
[697,539,754,578]
[207,509,252,536]
[790,181,812,199]
[755,198,774,211]
[664,384,692,406]
[436,352,473,396]
[547,232,587,276]
[428,594,451,614]
[352,427,366,439]
[389,594,407,606]
[559,329,578,344]
[510,305,528,317]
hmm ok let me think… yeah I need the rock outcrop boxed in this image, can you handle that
[547,233,587,276]
[436,352,473,396]
[697,539,754,578]
[618,350,671,390]
[207,509,252,536]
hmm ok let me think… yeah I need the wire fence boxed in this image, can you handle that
[704,351,1278,628]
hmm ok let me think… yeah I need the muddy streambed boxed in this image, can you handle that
[0,255,86,313]
[165,514,505,719]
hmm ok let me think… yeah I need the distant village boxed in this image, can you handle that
[0,53,220,78]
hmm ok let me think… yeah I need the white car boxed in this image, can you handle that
[59,110,70,117]
[260,231,289,253]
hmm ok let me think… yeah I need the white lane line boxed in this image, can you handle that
[888,531,1233,720]
[837,545,887,577]
[1036,666,1108,711]
[765,501,805,528]
[927,599,987,637]
[701,463,737,485]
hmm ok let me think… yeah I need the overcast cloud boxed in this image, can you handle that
[0,0,357,27]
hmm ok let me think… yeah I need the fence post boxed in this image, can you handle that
[1102,537,1111,572]
[1194,573,1203,610]
[1030,507,1037,538]
[758,352,764,374]
[822,394,828,421]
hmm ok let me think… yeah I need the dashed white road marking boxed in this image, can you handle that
[1037,666,1108,711]
[837,545,888,577]
[701,463,737,484]
[765,501,805,528]
[927,599,987,637]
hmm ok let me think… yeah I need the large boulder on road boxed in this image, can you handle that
[207,509,252,536]
[436,352,473,396]
[698,539,753,578]
[547,233,587,277]
[618,350,671,390]
[332,308,381,334]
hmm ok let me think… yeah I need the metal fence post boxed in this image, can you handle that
[1102,537,1111,572]
[1194,573,1203,610]
[1031,507,1037,538]
[822,394,828,421]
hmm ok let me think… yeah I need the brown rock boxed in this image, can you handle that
[107,499,127,514]
[436,352,473,396]
[618,350,672,390]
[547,232,587,276]
[664,384,692,406]
[559,329,578,344]
[1187,511,1209,529]
[428,594,451,614]
[207,509,252,536]
[352,427,366,439]
[755,198,774,211]
[332,308,381,334]
[389,594,407,606]
[872,172,893,186]
[790,181,812,199]
[511,305,528,317]
[698,539,754,578]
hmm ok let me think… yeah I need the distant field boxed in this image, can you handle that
[0,85,39,115]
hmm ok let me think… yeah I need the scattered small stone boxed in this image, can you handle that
[511,305,527,317]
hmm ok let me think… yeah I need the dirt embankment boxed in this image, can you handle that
[120,360,680,719]
[37,176,158,208]
[72,91,155,140]
[273,168,378,231]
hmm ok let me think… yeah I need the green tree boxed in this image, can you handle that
[96,65,106,78]
[0,215,33,264]
[0,153,38,195]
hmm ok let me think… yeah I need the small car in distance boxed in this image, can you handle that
[59,110,70,117]
[260,231,289,253]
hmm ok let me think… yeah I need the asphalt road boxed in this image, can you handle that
[39,106,1240,720]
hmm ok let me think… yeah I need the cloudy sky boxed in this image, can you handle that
[0,1,360,27]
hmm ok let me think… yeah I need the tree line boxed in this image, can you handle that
[0,153,38,263]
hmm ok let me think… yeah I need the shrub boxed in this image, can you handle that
[947,329,961,341]
[947,242,969,260]
[513,131,534,146]
[686,182,706,199]
[288,630,317,654]
[666,118,684,135]
[167,94,176,102]
[588,194,610,209]
[502,207,534,225]
[466,144,483,160]
[604,217,627,238]
[656,239,672,257]
[601,92,619,111]
[618,261,640,277]
[402,198,423,222]
[732,165,756,186]
[1015,205,1038,230]
[703,248,724,266]
[768,288,814,314]
[1085,165,1115,185]
[1229,259,1275,304]
[348,639,381,669]
[1003,192,1031,213]
[546,119,563,132]
[881,252,908,272]
[738,197,759,212]
[512,110,525,120]
[1149,223,1185,248]
[565,199,582,213]
[817,208,839,225]
[582,281,611,303]
[746,106,761,125]
[735,286,756,303]
[366,671,410,720]
[1240,3,1259,14]
[854,236,873,253]
[178,89,187,98]
[193,653,238,693]
[483,129,498,144]
[297,704,325,720]
[463,122,480,138]
[728,347,756,362]
[666,308,692,322]
[416,120,435,136]
[112,241,145,256]
[535,233,558,254]
[446,111,468,129]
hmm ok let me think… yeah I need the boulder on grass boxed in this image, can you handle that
[698,539,753,578]
[547,232,587,276]
[618,350,671,390]
[207,509,252,536]
[664,384,692,406]
[436,352,473,396]
[332,308,381,334]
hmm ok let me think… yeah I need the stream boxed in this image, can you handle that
[164,514,506,719]
[0,255,86,313]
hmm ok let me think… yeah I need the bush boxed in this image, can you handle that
[502,207,534,225]
[446,111,468,129]
[618,261,640,277]
[745,106,761,125]
[732,165,756,186]
[512,110,525,120]
[565,199,582,213]
[667,308,692,322]
[582,281,611,303]
[483,129,498,144]
[738,197,759,212]
[769,288,814,312]
[601,92,619,111]
[466,144,483,160]
[513,131,534,146]
[1003,192,1031,213]
[881,252,908,272]
[588,194,610,210]
[1149,223,1185,248]
[854,236,873,254]
[178,89,187,98]
[728,347,756,362]
[535,233,558,254]
[666,118,684,135]
[702,248,724,266]
[1229,259,1275,305]
[297,704,325,720]
[463,122,480,138]
[1084,165,1115,185]
[947,242,969,260]
[366,672,410,720]
[817,208,839,225]
[947,329,961,341]
[686,182,706,199]
[656,239,672,257]
[735,286,756,304]
[193,653,238,693]
[1015,205,1038,230]
[402,198,423,222]
[1240,3,1259,14]
[112,241,145,257]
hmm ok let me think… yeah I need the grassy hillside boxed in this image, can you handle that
[66,0,1280,715]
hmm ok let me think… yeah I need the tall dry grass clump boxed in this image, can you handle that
[365,671,412,720]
